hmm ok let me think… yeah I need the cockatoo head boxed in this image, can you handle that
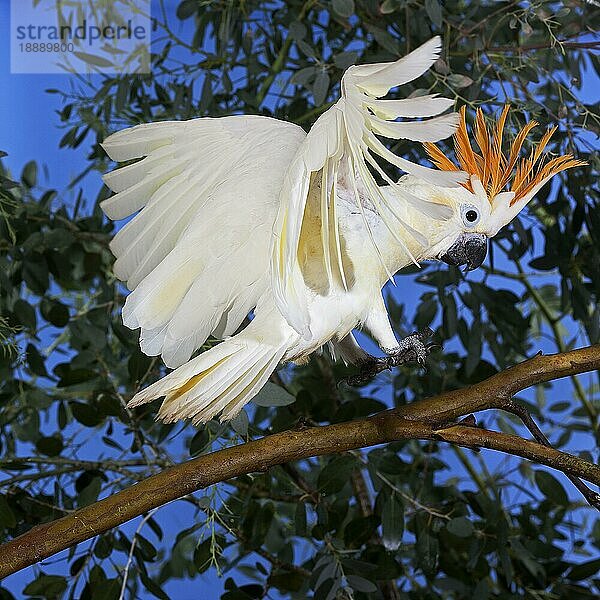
[417,105,585,270]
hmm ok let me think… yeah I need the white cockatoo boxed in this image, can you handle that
[100,37,582,424]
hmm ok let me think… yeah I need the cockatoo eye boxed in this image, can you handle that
[461,205,480,227]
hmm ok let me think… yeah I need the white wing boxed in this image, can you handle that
[101,116,305,368]
[272,36,467,336]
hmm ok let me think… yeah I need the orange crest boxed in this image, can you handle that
[424,105,585,205]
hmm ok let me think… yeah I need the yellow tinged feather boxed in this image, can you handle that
[168,356,231,402]
[329,173,348,290]
[320,162,334,287]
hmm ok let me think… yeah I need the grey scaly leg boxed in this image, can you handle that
[384,327,434,368]
[345,328,436,386]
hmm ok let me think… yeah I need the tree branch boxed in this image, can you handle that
[500,401,600,509]
[486,40,600,54]
[1,345,599,579]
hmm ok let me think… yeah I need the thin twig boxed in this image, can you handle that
[502,400,600,510]
[119,508,159,600]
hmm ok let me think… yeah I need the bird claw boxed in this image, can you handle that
[387,327,436,368]
[345,328,439,386]
[345,357,391,386]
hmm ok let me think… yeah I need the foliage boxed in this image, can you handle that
[1,0,599,598]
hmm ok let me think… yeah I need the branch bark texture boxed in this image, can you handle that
[1,345,599,579]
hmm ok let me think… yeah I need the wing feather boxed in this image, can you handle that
[272,36,466,335]
[364,95,454,119]
[102,115,305,367]
[349,37,445,95]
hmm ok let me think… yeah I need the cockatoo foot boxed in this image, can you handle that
[345,328,437,386]
[385,327,436,368]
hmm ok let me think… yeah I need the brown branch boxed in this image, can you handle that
[501,401,600,509]
[486,40,600,54]
[433,424,600,487]
[1,345,599,579]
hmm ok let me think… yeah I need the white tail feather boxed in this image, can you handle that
[128,328,290,424]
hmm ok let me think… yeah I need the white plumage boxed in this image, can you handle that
[103,116,305,368]
[101,36,553,424]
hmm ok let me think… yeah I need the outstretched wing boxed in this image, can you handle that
[101,116,305,368]
[272,36,466,336]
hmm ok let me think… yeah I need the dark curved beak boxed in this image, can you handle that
[440,233,488,271]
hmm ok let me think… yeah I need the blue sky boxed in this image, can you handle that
[1,0,599,597]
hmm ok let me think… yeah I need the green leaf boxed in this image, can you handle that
[416,532,439,576]
[90,578,120,600]
[23,575,67,599]
[70,402,101,427]
[346,575,377,593]
[296,40,316,59]
[176,0,197,19]
[231,409,249,437]
[189,428,210,456]
[377,453,405,475]
[443,293,458,337]
[289,21,307,40]
[0,494,16,528]
[73,52,114,68]
[366,24,398,54]
[44,228,73,250]
[529,255,557,271]
[333,51,358,70]
[332,0,355,18]
[26,343,48,378]
[465,318,482,376]
[23,259,49,295]
[251,502,275,546]
[269,571,305,592]
[35,435,63,457]
[40,298,69,327]
[567,558,600,580]
[344,515,379,548]
[55,365,98,388]
[317,454,355,495]
[291,66,316,86]
[194,536,223,573]
[415,297,437,329]
[21,161,37,188]
[447,74,474,89]
[382,493,404,551]
[252,382,295,407]
[446,516,475,538]
[12,299,37,330]
[534,471,569,506]
[313,71,330,107]
[128,350,152,383]
[77,475,102,507]
[295,501,307,536]
[139,570,170,600]
[425,0,443,28]
[380,0,399,14]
